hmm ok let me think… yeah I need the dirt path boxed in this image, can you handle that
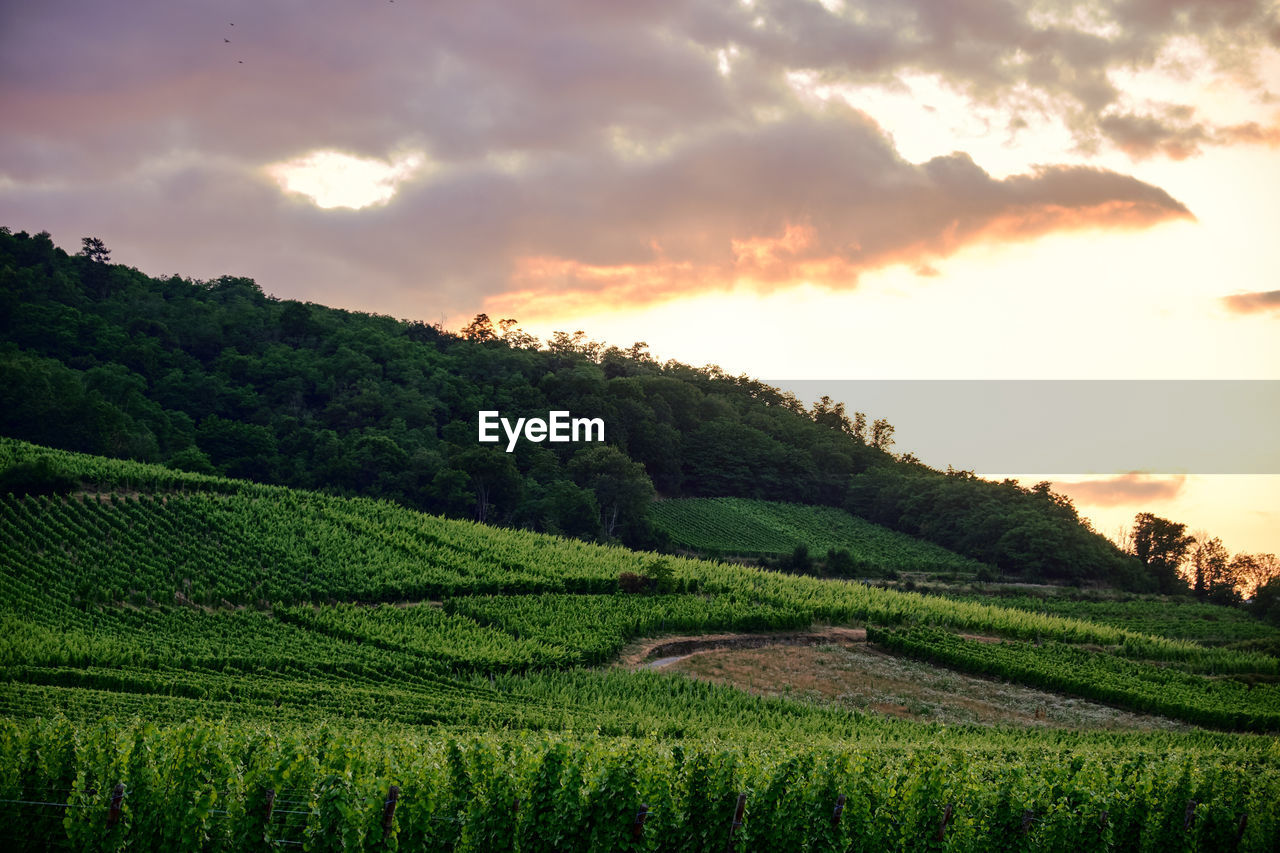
[643,655,690,670]
[620,627,867,669]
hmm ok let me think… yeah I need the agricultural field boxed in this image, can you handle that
[2,438,1279,850]
[649,496,989,574]
[952,593,1280,647]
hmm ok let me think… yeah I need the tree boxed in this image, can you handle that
[461,313,496,341]
[786,544,812,574]
[77,237,114,298]
[1132,513,1193,594]
[78,237,111,264]
[498,318,540,349]
[644,558,675,593]
[454,447,521,523]
[870,417,895,451]
[811,395,853,435]
[568,445,654,539]
[1187,533,1231,601]
[1251,578,1280,625]
[0,458,78,496]
[548,330,604,361]
[824,548,857,577]
[532,480,600,539]
[1230,553,1280,599]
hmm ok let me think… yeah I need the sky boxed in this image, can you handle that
[1,0,1278,556]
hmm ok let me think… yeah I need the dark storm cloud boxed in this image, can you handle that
[1222,289,1280,314]
[0,0,1268,317]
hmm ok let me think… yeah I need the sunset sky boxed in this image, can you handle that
[2,0,1277,555]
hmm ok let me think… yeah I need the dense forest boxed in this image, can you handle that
[0,226,1145,587]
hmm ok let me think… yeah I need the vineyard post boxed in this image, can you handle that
[1183,799,1197,832]
[264,788,276,824]
[382,785,400,840]
[1235,814,1248,845]
[106,783,125,830]
[832,793,846,825]
[632,804,649,840]
[935,803,953,842]
[725,793,746,852]
[1021,809,1034,835]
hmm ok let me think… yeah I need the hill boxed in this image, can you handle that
[649,496,990,575]
[0,226,1147,588]
[1,439,1279,848]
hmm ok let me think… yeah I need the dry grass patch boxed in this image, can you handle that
[670,642,1189,731]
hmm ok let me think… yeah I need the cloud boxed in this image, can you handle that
[1053,473,1187,507]
[266,150,427,210]
[1222,289,1280,315]
[0,0,1266,319]
[484,121,1192,316]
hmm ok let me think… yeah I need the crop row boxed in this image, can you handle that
[956,594,1280,646]
[2,718,1277,852]
[868,626,1280,732]
[649,497,989,572]
[7,489,1265,669]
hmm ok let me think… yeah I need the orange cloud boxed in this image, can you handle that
[963,199,1196,245]
[491,192,1192,321]
[1053,474,1187,507]
[1222,289,1280,315]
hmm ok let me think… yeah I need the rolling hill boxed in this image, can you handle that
[1,438,1278,849]
[649,496,991,574]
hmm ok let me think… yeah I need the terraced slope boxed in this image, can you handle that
[651,496,995,573]
[2,438,1279,850]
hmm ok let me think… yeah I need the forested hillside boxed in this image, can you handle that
[0,227,1142,586]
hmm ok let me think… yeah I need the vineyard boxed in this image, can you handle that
[954,594,1280,647]
[648,497,989,573]
[2,438,1280,849]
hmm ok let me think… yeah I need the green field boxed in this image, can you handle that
[649,496,989,573]
[954,593,1280,647]
[3,438,1280,850]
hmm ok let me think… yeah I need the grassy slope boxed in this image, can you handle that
[650,496,989,572]
[951,593,1280,646]
[0,437,1276,729]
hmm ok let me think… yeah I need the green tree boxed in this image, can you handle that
[0,458,78,496]
[1132,513,1193,594]
[811,395,854,435]
[532,479,601,539]
[454,447,522,523]
[568,445,654,539]
[870,417,895,451]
